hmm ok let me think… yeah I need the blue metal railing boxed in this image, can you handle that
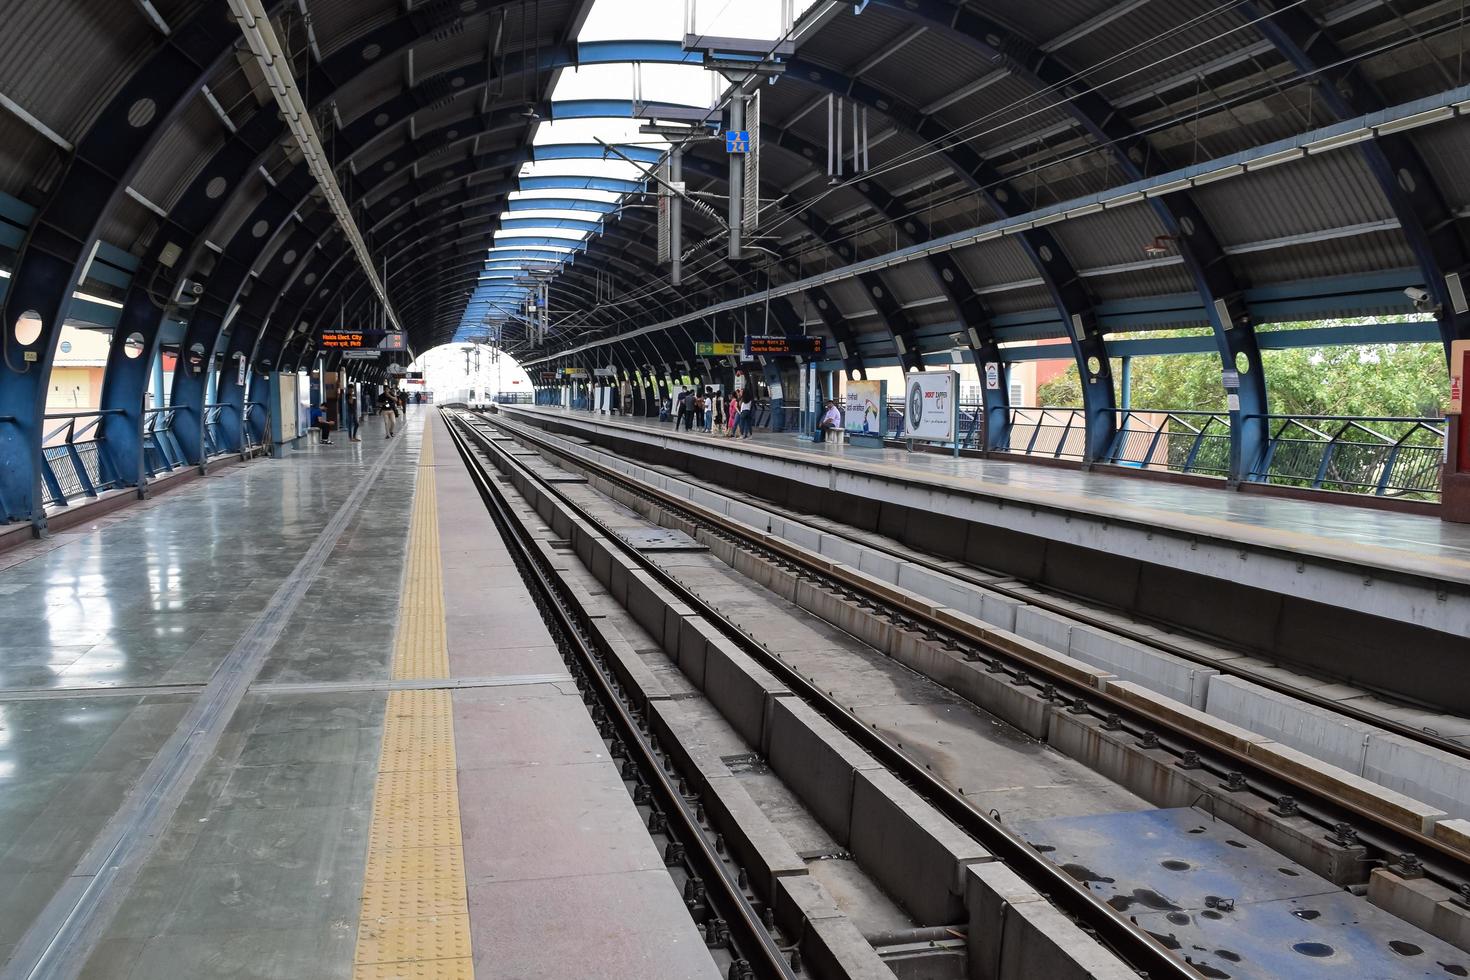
[1102,409,1234,477]
[1252,415,1444,499]
[998,407,1089,460]
[40,410,125,507]
[1045,408,1443,499]
[143,407,188,477]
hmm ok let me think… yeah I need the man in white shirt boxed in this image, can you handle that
[813,399,842,443]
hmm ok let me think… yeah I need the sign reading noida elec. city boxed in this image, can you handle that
[904,371,959,443]
[743,335,824,358]
[319,331,407,351]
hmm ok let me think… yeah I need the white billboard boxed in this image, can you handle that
[903,371,958,442]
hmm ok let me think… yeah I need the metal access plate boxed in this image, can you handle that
[1017,808,1469,979]
[615,528,707,552]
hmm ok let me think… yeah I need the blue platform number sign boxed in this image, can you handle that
[725,130,750,154]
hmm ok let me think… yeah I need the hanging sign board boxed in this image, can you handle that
[593,366,617,378]
[904,371,958,443]
[379,332,407,350]
[844,380,886,435]
[743,335,824,358]
[320,331,367,349]
[984,363,1000,390]
[341,350,381,360]
[695,342,737,357]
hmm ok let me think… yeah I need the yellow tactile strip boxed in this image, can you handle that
[354,425,474,978]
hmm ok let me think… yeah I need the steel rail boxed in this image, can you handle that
[479,408,1470,882]
[448,409,1199,980]
[442,414,798,980]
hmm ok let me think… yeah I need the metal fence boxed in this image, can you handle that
[1000,407,1089,460]
[143,408,189,477]
[1102,409,1234,478]
[40,410,124,507]
[879,399,1444,500]
[1252,415,1445,499]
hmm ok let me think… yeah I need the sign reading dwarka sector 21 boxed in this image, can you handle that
[743,335,824,357]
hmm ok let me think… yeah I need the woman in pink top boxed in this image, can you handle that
[727,392,740,436]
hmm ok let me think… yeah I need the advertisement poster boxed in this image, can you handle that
[1451,339,1470,415]
[844,380,885,434]
[904,371,958,442]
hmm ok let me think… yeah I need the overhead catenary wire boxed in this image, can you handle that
[541,2,1443,337]
[538,0,1317,335]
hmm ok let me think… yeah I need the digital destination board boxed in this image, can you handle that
[743,335,824,358]
[320,331,367,349]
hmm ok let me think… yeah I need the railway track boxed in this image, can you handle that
[447,408,1211,979]
[470,408,1470,892]
[443,413,799,980]
[499,408,1470,762]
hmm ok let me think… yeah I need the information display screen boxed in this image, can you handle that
[743,335,824,357]
[320,331,367,349]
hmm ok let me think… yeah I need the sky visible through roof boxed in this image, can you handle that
[457,0,819,347]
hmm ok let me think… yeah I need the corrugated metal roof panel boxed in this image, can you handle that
[1050,204,1168,269]
[1194,151,1392,247]
[0,0,158,143]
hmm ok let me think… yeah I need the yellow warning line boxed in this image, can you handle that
[354,424,474,978]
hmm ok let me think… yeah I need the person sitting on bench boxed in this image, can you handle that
[310,403,335,445]
[813,400,841,443]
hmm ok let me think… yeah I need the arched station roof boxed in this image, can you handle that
[0,0,1467,521]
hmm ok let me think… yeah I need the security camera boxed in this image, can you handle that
[1404,286,1439,312]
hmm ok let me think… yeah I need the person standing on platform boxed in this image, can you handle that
[346,390,360,442]
[690,390,708,431]
[380,390,398,438]
[674,388,689,431]
[813,399,842,443]
[702,387,714,432]
[737,389,755,439]
[727,390,740,437]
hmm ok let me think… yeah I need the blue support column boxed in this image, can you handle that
[763,361,786,432]
[98,307,165,493]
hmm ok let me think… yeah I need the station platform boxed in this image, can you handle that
[500,405,1470,710]
[0,410,712,979]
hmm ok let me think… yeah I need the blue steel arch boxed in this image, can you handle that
[779,56,1118,461]
[867,0,1267,474]
[0,15,719,524]
[1240,0,1470,354]
[0,0,526,527]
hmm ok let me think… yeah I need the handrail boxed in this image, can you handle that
[42,409,126,419]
